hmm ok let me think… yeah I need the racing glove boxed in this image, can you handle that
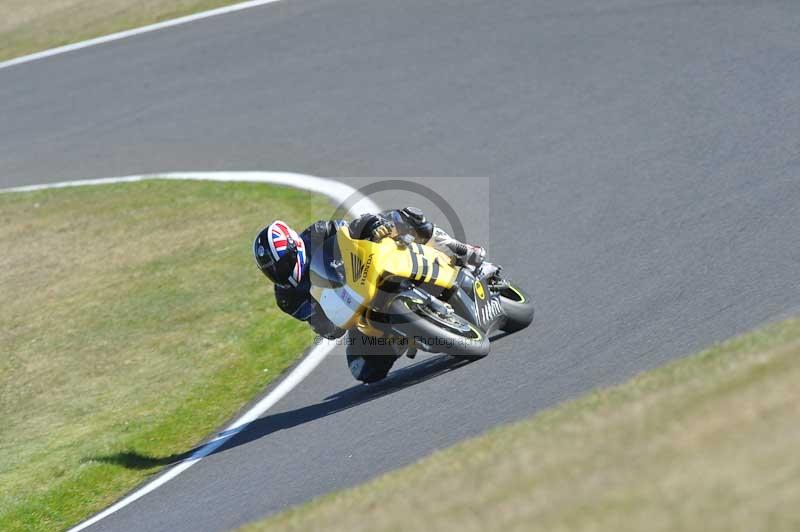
[370,220,395,241]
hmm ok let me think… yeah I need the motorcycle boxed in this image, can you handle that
[309,226,534,383]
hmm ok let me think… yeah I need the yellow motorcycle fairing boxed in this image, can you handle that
[337,227,459,307]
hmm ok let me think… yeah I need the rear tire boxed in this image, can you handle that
[496,283,535,333]
[387,296,490,360]
[346,330,399,383]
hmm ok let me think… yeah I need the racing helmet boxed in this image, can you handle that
[253,220,306,287]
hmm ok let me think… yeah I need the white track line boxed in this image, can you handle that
[3,172,379,531]
[0,0,283,71]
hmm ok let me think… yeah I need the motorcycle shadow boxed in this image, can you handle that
[91,354,474,470]
[325,354,474,402]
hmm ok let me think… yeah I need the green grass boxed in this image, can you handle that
[0,180,331,531]
[242,318,800,532]
[0,0,249,62]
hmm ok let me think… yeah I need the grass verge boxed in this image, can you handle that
[0,180,331,531]
[0,0,249,62]
[242,317,800,532]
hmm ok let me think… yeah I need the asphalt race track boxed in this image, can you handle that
[2,1,799,530]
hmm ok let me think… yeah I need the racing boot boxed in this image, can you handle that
[431,227,485,269]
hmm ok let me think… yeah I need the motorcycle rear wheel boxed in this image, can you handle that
[494,282,535,332]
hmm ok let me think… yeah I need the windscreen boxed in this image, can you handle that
[309,234,345,288]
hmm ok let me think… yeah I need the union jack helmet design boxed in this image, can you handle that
[253,220,306,287]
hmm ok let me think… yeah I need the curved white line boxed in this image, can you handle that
[2,172,379,531]
[0,0,284,71]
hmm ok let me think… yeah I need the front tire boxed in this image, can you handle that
[387,296,490,360]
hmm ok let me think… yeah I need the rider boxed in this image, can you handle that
[253,207,485,340]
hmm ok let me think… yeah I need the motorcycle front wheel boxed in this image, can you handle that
[387,296,490,360]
